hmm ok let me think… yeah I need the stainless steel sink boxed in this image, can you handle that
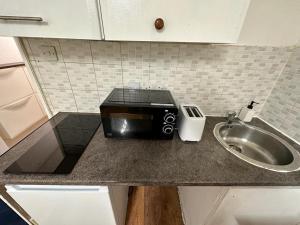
[213,121,300,172]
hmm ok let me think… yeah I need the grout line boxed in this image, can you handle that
[34,60,120,66]
[257,115,300,145]
[57,39,79,112]
[40,87,100,91]
[257,46,295,117]
[89,40,102,105]
[119,42,125,89]
[148,42,151,89]
[22,38,35,62]
[23,39,54,115]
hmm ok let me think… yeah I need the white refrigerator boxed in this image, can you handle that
[6,185,128,225]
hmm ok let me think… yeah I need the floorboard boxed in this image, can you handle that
[125,186,184,225]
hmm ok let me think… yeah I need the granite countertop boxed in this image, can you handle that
[0,112,300,186]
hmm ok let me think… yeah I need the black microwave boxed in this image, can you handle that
[100,88,178,139]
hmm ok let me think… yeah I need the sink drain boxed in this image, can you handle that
[229,144,242,153]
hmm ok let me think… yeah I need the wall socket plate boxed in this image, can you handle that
[40,45,58,61]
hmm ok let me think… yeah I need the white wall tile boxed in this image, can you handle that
[24,38,298,142]
[94,64,123,92]
[260,46,300,142]
[122,65,150,89]
[150,43,179,67]
[73,90,100,113]
[36,62,71,89]
[178,44,222,68]
[121,42,150,67]
[91,41,121,65]
[65,63,97,90]
[30,60,44,88]
[60,39,93,63]
[149,66,177,90]
[22,38,34,61]
[44,89,77,114]
[43,91,55,114]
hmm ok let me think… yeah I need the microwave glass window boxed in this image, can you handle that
[110,113,153,136]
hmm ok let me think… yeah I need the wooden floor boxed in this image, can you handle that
[125,187,184,225]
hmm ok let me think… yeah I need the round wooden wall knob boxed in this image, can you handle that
[154,18,164,30]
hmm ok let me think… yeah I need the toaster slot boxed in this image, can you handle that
[191,107,202,117]
[184,106,194,117]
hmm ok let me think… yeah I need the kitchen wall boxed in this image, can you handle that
[260,47,300,142]
[22,38,293,117]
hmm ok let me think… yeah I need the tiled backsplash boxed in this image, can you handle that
[23,38,293,117]
[260,47,300,142]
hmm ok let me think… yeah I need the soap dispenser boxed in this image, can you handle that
[238,101,259,122]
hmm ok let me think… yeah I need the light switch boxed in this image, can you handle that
[40,45,58,61]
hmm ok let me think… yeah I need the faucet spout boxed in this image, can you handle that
[226,111,237,126]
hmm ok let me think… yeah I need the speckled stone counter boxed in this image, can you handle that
[0,112,300,186]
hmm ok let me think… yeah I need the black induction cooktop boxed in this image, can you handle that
[5,113,101,174]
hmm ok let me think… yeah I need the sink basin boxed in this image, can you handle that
[213,121,300,172]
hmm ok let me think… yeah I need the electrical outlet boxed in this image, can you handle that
[40,45,58,61]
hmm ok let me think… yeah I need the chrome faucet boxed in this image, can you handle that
[226,111,237,125]
[226,111,244,127]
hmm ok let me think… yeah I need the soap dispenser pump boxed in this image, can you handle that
[238,101,259,122]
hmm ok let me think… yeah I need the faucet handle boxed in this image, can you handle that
[226,111,237,124]
[227,111,237,119]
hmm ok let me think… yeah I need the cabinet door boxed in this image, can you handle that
[178,187,228,225]
[100,0,250,43]
[6,185,127,225]
[207,188,300,225]
[0,0,103,40]
[0,67,33,107]
[0,95,44,139]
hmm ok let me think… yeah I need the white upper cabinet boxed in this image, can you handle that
[0,0,103,40]
[100,0,250,43]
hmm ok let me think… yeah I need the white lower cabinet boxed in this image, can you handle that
[5,185,128,225]
[179,187,300,225]
[178,187,228,225]
[0,65,46,140]
[0,67,33,107]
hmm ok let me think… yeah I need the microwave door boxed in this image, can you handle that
[109,113,154,138]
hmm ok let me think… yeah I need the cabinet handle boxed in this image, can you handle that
[154,18,164,30]
[0,16,43,22]
[0,67,18,77]
[2,96,32,110]
[0,62,25,70]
